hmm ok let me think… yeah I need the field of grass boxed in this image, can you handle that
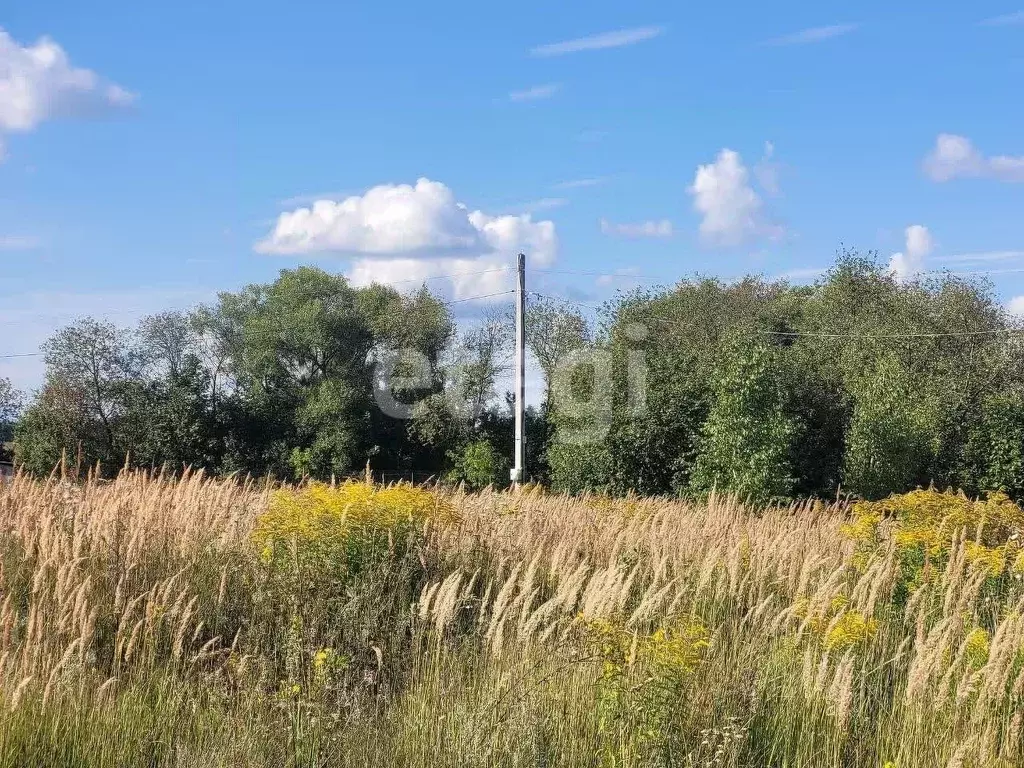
[0,471,1021,767]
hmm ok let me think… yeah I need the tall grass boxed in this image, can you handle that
[0,470,1020,767]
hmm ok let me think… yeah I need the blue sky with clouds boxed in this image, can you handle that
[2,0,1024,392]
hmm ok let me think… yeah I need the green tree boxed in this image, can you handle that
[204,267,453,479]
[689,338,797,504]
[32,318,140,469]
[445,439,510,490]
[841,356,937,500]
[0,377,20,443]
[526,297,591,406]
[547,442,612,494]
[0,377,22,463]
[14,380,96,475]
[953,389,1024,499]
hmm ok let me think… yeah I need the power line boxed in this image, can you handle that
[443,290,514,305]
[757,328,1024,340]
[533,268,671,282]
[0,292,515,361]
[529,292,603,310]
[369,267,511,286]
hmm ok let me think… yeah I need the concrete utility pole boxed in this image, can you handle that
[512,252,526,487]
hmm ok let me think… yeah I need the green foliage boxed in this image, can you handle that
[547,442,612,494]
[561,253,1024,502]
[689,338,797,504]
[13,252,1024,502]
[252,481,452,670]
[14,380,97,475]
[0,376,21,454]
[580,616,710,764]
[959,389,1024,498]
[526,297,591,405]
[445,439,510,490]
[842,356,936,500]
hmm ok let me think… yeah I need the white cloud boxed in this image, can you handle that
[508,83,560,102]
[888,224,933,281]
[468,208,557,266]
[347,255,512,300]
[552,177,605,190]
[764,23,859,46]
[595,267,642,287]
[689,149,778,247]
[278,190,353,208]
[0,235,42,251]
[599,218,673,238]
[504,197,569,214]
[923,134,1024,183]
[936,250,1024,264]
[754,141,781,196]
[257,179,558,298]
[0,27,135,159]
[529,26,664,57]
[1008,295,1024,319]
[979,10,1024,25]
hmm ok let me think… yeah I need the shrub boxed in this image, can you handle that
[689,338,797,504]
[254,481,453,578]
[252,481,456,678]
[842,357,937,500]
[841,488,1024,584]
[578,616,710,763]
[547,442,612,494]
[445,439,509,490]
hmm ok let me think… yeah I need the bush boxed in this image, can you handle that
[547,442,612,494]
[254,481,453,579]
[689,338,797,504]
[841,488,1024,587]
[252,481,455,674]
[445,439,510,490]
[842,358,937,500]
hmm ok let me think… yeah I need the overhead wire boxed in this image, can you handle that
[7,262,1024,360]
[443,290,514,305]
[0,291,515,362]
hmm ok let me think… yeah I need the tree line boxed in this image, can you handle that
[3,253,1024,502]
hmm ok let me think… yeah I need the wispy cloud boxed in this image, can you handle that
[936,250,1024,264]
[764,23,859,46]
[595,267,642,287]
[508,83,560,102]
[923,134,1024,183]
[0,28,136,163]
[979,10,1024,25]
[504,197,569,214]
[530,26,664,57]
[0,235,42,251]
[599,218,673,238]
[552,177,605,190]
[777,267,825,282]
[753,141,781,196]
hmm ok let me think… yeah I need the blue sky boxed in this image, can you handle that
[2,0,1024,391]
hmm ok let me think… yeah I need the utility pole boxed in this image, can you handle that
[512,252,526,487]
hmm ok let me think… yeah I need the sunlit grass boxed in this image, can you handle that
[0,472,1021,766]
